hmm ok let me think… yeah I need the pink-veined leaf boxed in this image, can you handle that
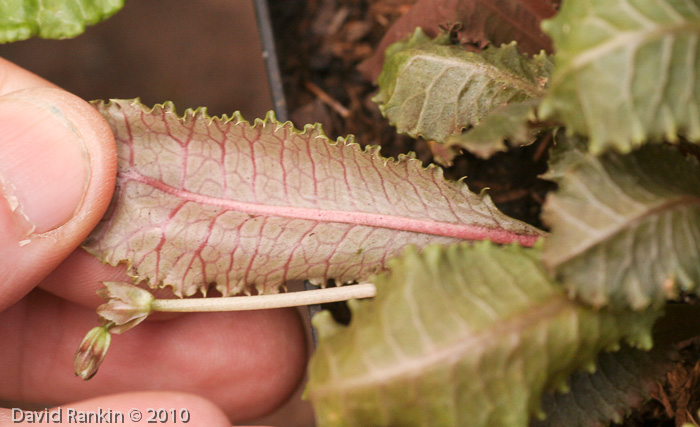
[83,99,543,297]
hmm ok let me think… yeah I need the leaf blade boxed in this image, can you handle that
[542,140,700,309]
[374,29,552,144]
[445,99,543,159]
[535,343,675,427]
[0,0,124,43]
[306,242,660,427]
[84,99,543,297]
[539,0,700,153]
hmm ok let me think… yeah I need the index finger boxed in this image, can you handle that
[0,57,58,95]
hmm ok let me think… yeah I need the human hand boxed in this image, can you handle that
[0,58,307,426]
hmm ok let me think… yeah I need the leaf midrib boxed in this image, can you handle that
[123,170,542,246]
[402,51,546,99]
[553,20,700,85]
[548,194,700,266]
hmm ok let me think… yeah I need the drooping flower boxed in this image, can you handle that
[74,325,111,380]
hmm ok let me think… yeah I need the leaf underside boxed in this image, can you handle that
[542,138,700,310]
[374,29,552,144]
[539,0,700,153]
[357,0,556,81]
[305,242,659,427]
[0,0,124,43]
[83,99,542,297]
[535,343,675,427]
[446,99,542,159]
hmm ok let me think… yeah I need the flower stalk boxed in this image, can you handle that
[150,282,377,312]
[75,282,376,380]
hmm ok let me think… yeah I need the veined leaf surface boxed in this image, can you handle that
[542,140,700,310]
[374,29,552,144]
[446,99,542,159]
[306,243,659,427]
[535,344,674,427]
[535,303,700,426]
[0,0,124,43]
[539,0,700,153]
[84,99,542,297]
[358,0,556,81]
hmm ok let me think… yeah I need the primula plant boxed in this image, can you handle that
[4,0,700,425]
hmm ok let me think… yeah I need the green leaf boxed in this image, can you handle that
[535,343,675,427]
[539,130,589,183]
[0,0,124,43]
[445,99,542,159]
[374,28,552,144]
[535,303,700,427]
[542,140,700,310]
[539,0,700,153]
[84,99,542,297]
[305,242,660,427]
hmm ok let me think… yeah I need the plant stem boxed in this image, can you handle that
[150,283,377,312]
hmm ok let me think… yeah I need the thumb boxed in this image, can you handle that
[0,88,116,309]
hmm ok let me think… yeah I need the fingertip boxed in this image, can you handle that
[0,57,58,95]
[0,292,307,423]
[0,87,116,309]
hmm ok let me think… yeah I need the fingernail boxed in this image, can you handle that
[0,96,90,235]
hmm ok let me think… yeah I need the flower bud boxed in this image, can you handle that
[74,325,111,380]
[97,281,154,333]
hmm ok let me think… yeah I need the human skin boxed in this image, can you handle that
[0,57,307,426]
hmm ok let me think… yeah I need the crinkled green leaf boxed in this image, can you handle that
[357,0,556,81]
[306,242,660,427]
[535,343,675,427]
[446,99,542,159]
[84,99,542,297]
[539,0,700,153]
[542,140,700,310]
[374,28,552,144]
[0,0,124,43]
